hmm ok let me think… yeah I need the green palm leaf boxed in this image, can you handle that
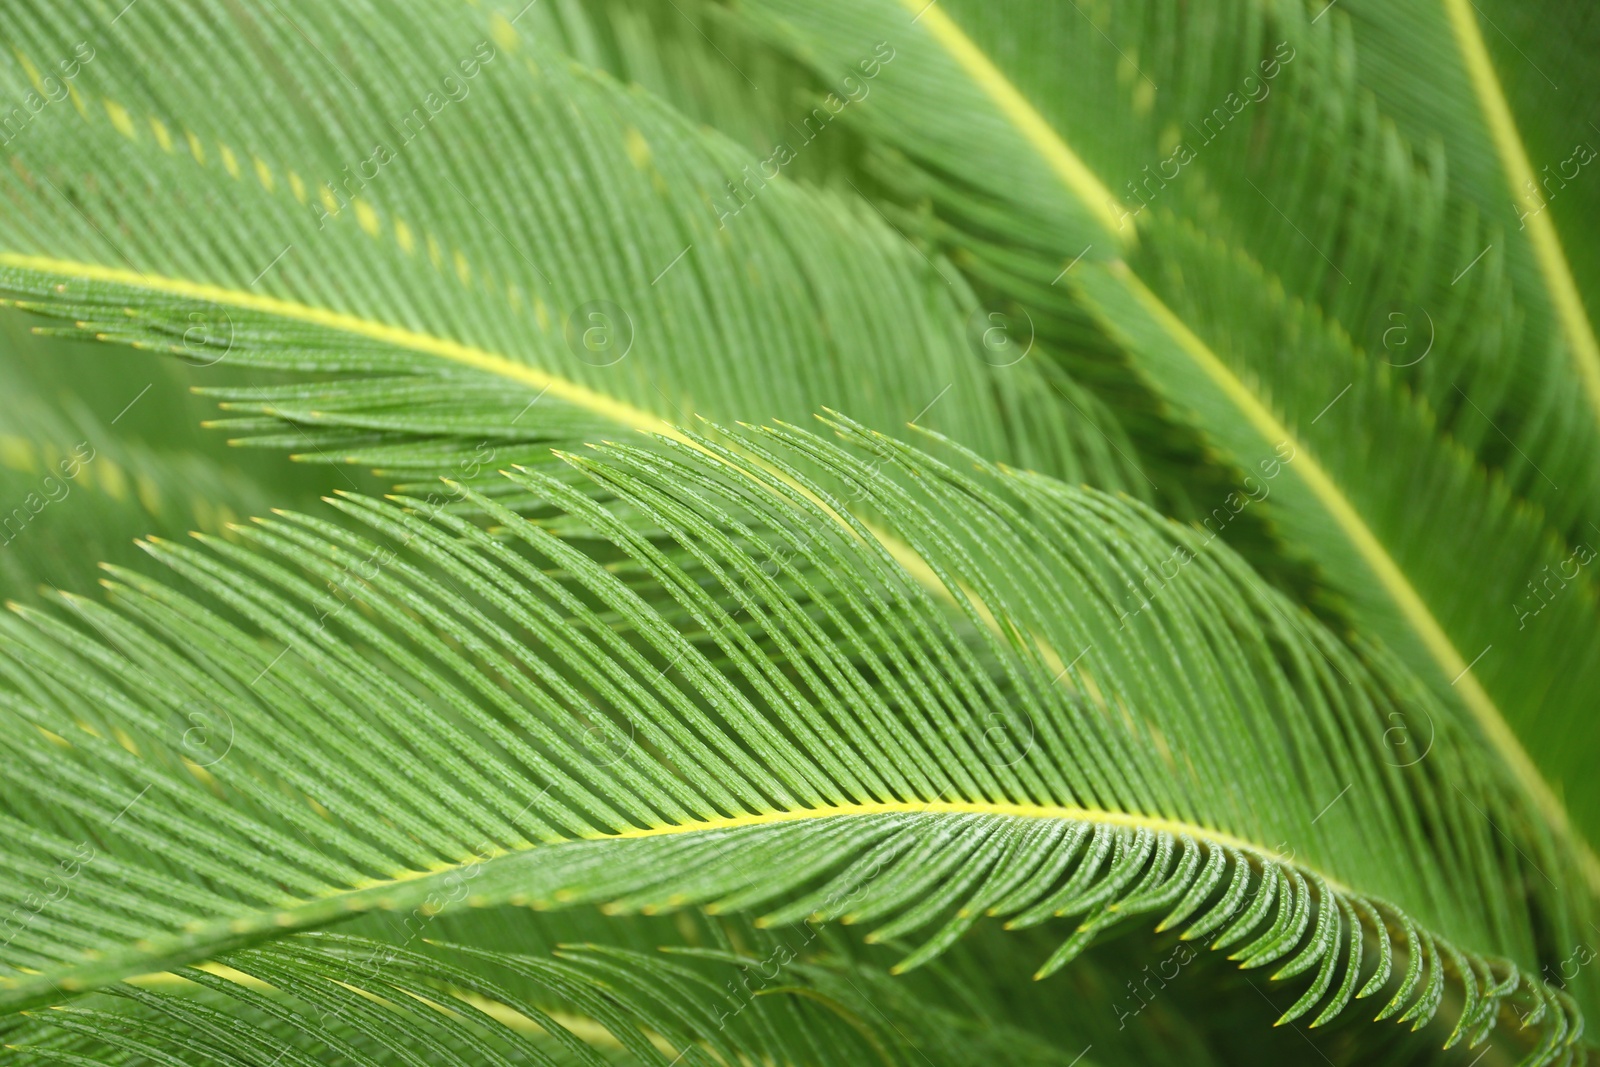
[5,926,1086,1067]
[0,420,1586,1061]
[0,0,1134,500]
[0,0,1596,1062]
[1335,0,1600,453]
[722,0,1600,895]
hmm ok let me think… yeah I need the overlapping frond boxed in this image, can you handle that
[0,0,1141,504]
[0,0,1595,1062]
[722,0,1600,927]
[734,0,1600,533]
[0,420,1585,1060]
[4,929,1077,1067]
[1333,0,1600,476]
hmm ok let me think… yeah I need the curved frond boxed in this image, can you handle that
[6,930,1071,1067]
[722,0,1600,916]
[0,0,1140,501]
[0,419,1584,1060]
[1,1,1596,1061]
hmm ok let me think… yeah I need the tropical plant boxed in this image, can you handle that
[0,0,1595,1063]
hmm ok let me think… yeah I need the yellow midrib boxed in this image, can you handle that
[898,0,1124,240]
[1442,0,1600,425]
[1119,252,1599,890]
[894,7,1595,886]
[294,803,1334,905]
[0,253,686,444]
[1112,268,1590,867]
[19,803,1346,994]
[104,802,1354,1016]
[1,251,959,583]
[602,798,1313,873]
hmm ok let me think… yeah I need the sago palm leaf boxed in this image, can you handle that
[0,0,1136,500]
[8,928,1079,1067]
[0,419,1588,1063]
[717,0,1600,914]
[0,0,1595,1064]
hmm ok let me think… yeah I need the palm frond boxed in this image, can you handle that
[0,419,1584,1060]
[6,929,1072,1067]
[0,0,1140,503]
[1,1,1596,1061]
[719,0,1600,920]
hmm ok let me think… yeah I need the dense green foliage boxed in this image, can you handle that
[0,0,1596,1063]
